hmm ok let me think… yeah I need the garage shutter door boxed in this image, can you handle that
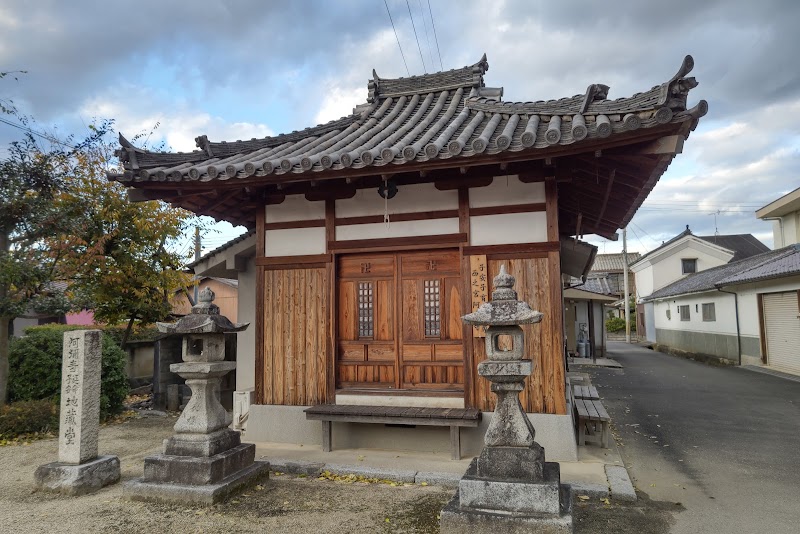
[763,292,800,374]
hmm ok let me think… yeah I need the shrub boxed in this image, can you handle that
[605,317,636,333]
[8,325,129,420]
[0,400,58,439]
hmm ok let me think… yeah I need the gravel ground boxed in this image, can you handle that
[0,415,677,533]
[0,415,451,534]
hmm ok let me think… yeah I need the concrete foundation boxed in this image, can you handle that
[34,455,120,496]
[245,405,578,461]
[441,485,573,534]
[125,460,269,505]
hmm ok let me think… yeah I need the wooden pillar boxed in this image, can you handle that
[545,177,567,415]
[254,205,266,403]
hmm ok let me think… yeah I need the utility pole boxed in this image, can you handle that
[193,226,201,304]
[623,227,630,343]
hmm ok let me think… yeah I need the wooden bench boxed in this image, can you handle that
[574,396,611,448]
[304,405,482,460]
[572,384,599,401]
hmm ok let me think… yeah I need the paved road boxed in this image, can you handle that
[586,342,800,534]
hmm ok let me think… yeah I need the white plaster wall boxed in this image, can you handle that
[730,274,800,338]
[653,291,738,336]
[778,211,800,246]
[336,182,457,217]
[236,256,256,391]
[336,218,459,241]
[634,264,655,299]
[651,242,731,292]
[265,195,325,222]
[265,227,326,257]
[469,176,545,208]
[470,212,547,246]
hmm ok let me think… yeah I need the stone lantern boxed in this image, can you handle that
[124,287,269,505]
[440,265,573,533]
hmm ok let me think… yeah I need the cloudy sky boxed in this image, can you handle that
[1,0,798,255]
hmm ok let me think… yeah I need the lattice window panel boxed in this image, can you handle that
[358,282,374,338]
[424,280,441,337]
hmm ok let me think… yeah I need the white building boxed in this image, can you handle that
[630,227,768,342]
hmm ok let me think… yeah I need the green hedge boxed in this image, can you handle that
[605,317,636,333]
[8,325,129,420]
[0,400,58,439]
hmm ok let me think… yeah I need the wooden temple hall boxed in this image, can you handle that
[111,54,705,459]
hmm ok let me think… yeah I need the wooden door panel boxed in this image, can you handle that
[367,344,395,361]
[339,343,365,361]
[339,255,395,278]
[337,250,465,393]
[403,344,433,361]
[338,280,356,340]
[444,276,462,340]
[434,344,463,361]
[374,280,393,341]
[401,250,460,276]
[402,279,422,341]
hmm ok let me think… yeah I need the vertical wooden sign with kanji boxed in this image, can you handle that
[470,254,488,337]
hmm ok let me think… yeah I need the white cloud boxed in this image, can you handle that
[79,85,273,152]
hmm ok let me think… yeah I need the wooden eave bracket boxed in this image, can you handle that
[638,135,684,155]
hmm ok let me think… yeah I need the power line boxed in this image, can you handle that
[0,116,78,150]
[383,0,410,76]
[417,0,435,71]
[406,0,426,73]
[427,0,443,70]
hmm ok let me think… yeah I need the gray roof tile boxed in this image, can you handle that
[111,55,706,185]
[645,245,800,300]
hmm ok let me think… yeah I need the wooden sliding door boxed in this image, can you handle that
[336,250,464,393]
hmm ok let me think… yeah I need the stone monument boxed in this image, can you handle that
[124,288,269,505]
[34,330,121,495]
[440,265,573,533]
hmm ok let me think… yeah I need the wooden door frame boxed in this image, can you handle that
[332,247,468,398]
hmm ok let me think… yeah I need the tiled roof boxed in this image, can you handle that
[111,54,706,184]
[591,252,641,272]
[695,234,770,262]
[187,229,255,269]
[717,244,800,286]
[631,227,767,266]
[644,245,800,300]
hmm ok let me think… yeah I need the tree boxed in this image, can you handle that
[52,123,196,347]
[0,137,77,405]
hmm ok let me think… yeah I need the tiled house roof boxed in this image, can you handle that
[109,55,706,238]
[644,245,800,300]
[631,228,768,266]
[695,234,770,262]
[112,54,706,184]
[717,244,800,285]
[591,252,641,272]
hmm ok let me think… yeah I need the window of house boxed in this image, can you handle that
[357,281,374,338]
[678,305,690,321]
[682,258,697,274]
[702,303,716,322]
[423,279,441,337]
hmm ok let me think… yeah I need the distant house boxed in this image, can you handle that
[630,227,769,341]
[589,252,641,300]
[171,276,239,322]
[563,277,617,359]
[643,244,800,372]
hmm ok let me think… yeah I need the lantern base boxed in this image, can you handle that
[476,444,545,481]
[441,458,573,533]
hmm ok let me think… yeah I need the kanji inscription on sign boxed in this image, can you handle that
[469,254,488,338]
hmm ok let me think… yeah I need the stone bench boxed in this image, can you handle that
[574,397,611,448]
[304,405,482,460]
